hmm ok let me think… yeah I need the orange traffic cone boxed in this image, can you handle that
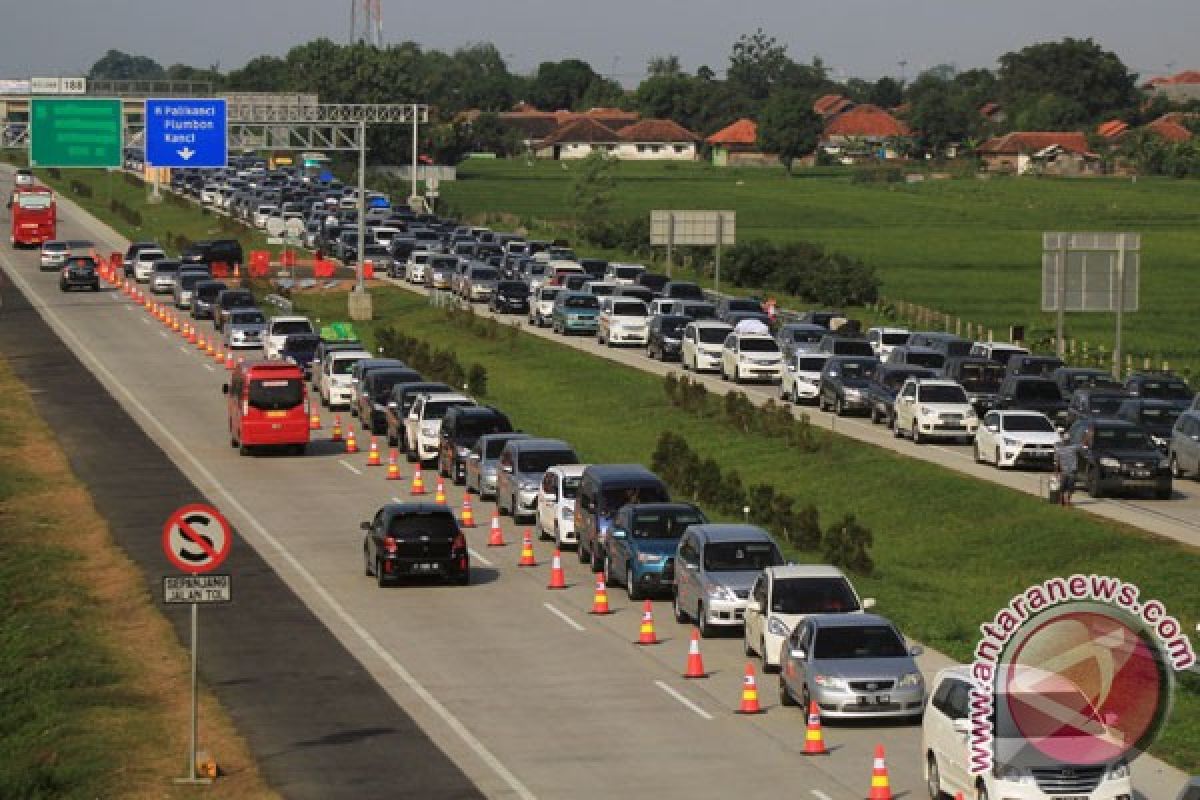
[517,529,537,567]
[868,745,892,800]
[345,428,359,454]
[546,549,567,589]
[331,414,343,442]
[683,628,707,678]
[237,355,245,368]
[635,599,659,645]
[410,464,427,495]
[225,349,235,369]
[460,495,476,527]
[213,344,224,363]
[589,576,611,615]
[434,475,447,504]
[172,316,181,332]
[366,437,382,466]
[309,410,321,430]
[206,339,216,357]
[736,662,764,714]
[196,331,207,350]
[802,701,828,755]
[486,511,507,547]
[186,323,196,344]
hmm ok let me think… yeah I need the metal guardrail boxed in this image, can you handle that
[263,293,293,313]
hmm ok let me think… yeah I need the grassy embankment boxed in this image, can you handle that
[0,356,276,798]
[439,159,1200,379]
[40,159,1200,772]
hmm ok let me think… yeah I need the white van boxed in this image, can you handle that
[264,316,315,360]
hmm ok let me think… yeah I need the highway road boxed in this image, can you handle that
[0,171,1189,799]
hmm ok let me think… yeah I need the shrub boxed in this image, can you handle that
[792,504,822,551]
[821,513,875,576]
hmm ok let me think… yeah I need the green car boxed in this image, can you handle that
[551,291,600,335]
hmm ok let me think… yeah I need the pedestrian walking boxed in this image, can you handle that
[1054,435,1078,507]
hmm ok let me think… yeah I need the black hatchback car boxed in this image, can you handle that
[362,503,470,586]
[489,280,530,314]
[1124,372,1194,412]
[1066,418,1172,499]
[59,255,100,292]
[817,355,880,415]
[647,314,689,362]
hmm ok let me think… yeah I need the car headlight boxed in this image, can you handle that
[560,506,573,520]
[1105,761,1130,781]
[965,408,977,418]
[844,388,862,399]
[919,405,934,417]
[637,552,663,564]
[1100,456,1121,468]
[994,765,1034,784]
[1003,437,1019,447]
[813,674,848,689]
[705,584,737,602]
[518,479,538,492]
[898,671,923,688]
[767,617,790,637]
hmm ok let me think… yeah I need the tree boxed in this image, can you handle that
[821,513,874,576]
[997,38,1138,122]
[88,49,165,81]
[647,55,682,78]
[226,55,289,91]
[757,88,823,173]
[906,72,974,156]
[727,29,792,103]
[569,151,617,238]
[528,59,604,110]
[869,76,905,109]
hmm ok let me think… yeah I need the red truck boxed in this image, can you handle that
[8,185,56,247]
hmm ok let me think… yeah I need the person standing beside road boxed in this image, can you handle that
[1054,434,1078,507]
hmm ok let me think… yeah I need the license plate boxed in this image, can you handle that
[1134,470,1152,478]
[877,694,890,704]
[412,562,437,572]
[266,411,287,418]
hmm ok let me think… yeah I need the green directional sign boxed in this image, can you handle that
[30,98,122,168]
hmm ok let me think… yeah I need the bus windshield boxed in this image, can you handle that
[16,192,53,210]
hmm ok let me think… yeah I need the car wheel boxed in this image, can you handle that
[387,433,398,447]
[927,754,944,800]
[536,516,549,541]
[779,675,797,706]
[510,494,520,520]
[453,568,470,587]
[973,442,983,463]
[1171,454,1183,479]
[603,554,616,585]
[554,524,566,550]
[1155,486,1172,500]
[869,405,878,423]
[995,447,1003,469]
[743,628,756,657]
[626,566,643,601]
[912,421,923,445]
[673,591,689,623]
[892,414,903,438]
[577,537,589,563]
[239,443,251,456]
[733,365,742,384]
[230,436,238,449]
[364,545,373,577]
[681,355,689,371]
[590,542,604,574]
[835,396,845,416]
[975,784,989,800]
[1087,468,1104,498]
[375,559,390,588]
[697,603,713,638]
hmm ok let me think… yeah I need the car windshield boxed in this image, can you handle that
[812,625,907,659]
[231,311,265,325]
[370,373,416,399]
[332,358,363,375]
[611,266,640,279]
[670,284,704,300]
[1069,373,1121,391]
[957,363,1006,392]
[1088,395,1127,415]
[791,329,824,343]
[703,541,781,572]
[561,475,582,499]
[424,400,471,420]
[697,328,729,344]
[565,295,598,310]
[517,449,576,473]
[1139,408,1179,427]
[797,357,828,372]
[470,268,499,281]
[498,282,528,295]
[272,320,312,335]
[179,273,205,289]
[43,242,68,253]
[613,302,647,316]
[1094,427,1155,450]
[881,332,909,345]
[386,512,458,539]
[601,485,669,511]
[248,378,303,410]
[1018,359,1063,377]
[727,299,760,312]
[834,361,874,380]
[628,509,704,539]
[1140,381,1191,400]
[65,257,95,269]
[455,415,510,440]
[1004,415,1055,433]
[1015,381,1063,401]
[882,372,916,390]
[741,338,780,353]
[907,351,945,369]
[660,318,687,337]
[920,385,968,403]
[153,262,178,274]
[772,577,861,614]
[283,335,319,353]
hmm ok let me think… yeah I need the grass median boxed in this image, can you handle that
[0,355,276,798]
[293,284,1199,771]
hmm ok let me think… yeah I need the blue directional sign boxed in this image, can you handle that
[144,98,227,168]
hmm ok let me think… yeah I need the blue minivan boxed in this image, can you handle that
[604,502,707,600]
[574,464,670,572]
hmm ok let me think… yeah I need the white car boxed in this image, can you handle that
[133,248,166,283]
[406,251,431,283]
[866,326,911,361]
[923,666,1134,800]
[529,286,561,327]
[404,392,475,465]
[974,410,1059,469]
[893,378,979,444]
[605,262,646,285]
[535,464,587,548]
[781,353,830,404]
[681,320,733,373]
[264,315,315,360]
[319,349,370,409]
[39,240,70,271]
[200,184,220,205]
[650,298,684,317]
[720,332,783,384]
[597,297,650,346]
[743,565,875,671]
[252,204,277,229]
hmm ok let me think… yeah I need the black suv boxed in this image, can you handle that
[997,375,1069,427]
[1124,372,1194,412]
[662,281,705,302]
[59,255,99,292]
[1004,354,1066,380]
[490,280,530,315]
[817,355,879,416]
[182,239,244,271]
[1051,367,1122,401]
[1116,398,1180,451]
[437,406,513,484]
[647,314,689,362]
[943,356,1006,415]
[362,503,469,586]
[1064,387,1129,429]
[1066,418,1172,499]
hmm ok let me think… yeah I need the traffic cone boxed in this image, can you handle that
[308,409,321,430]
[186,323,196,344]
[366,437,382,466]
[460,495,476,527]
[486,511,506,547]
[517,529,537,567]
[410,464,427,495]
[736,662,764,714]
[589,576,611,615]
[868,745,892,800]
[683,628,707,678]
[802,701,828,755]
[345,428,359,454]
[172,316,181,332]
[386,449,401,481]
[196,331,207,350]
[225,349,235,370]
[546,549,567,589]
[331,414,343,442]
[237,355,245,369]
[434,475,447,504]
[213,343,224,363]
[635,598,659,645]
[206,339,215,357]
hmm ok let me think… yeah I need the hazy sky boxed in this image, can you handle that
[1,0,1193,86]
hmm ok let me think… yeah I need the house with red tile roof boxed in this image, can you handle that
[1144,114,1194,143]
[460,105,640,145]
[977,132,1099,175]
[813,94,855,117]
[533,117,700,160]
[1142,70,1200,102]
[979,102,1007,124]
[1097,120,1130,140]
[819,104,913,161]
[705,118,777,166]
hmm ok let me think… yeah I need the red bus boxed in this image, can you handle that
[9,185,56,247]
[224,361,311,456]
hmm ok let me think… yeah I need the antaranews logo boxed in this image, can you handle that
[969,574,1194,776]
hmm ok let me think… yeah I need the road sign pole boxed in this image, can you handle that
[174,602,211,785]
[1056,238,1067,358]
[411,105,419,207]
[666,213,674,278]
[1114,233,1126,379]
[357,118,366,294]
[714,214,723,295]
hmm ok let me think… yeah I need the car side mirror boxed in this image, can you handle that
[611,527,626,539]
[221,384,229,394]
[747,600,762,613]
[790,648,807,660]
[359,521,371,531]
[910,645,924,657]
[862,597,876,610]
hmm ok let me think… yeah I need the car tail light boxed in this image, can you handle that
[384,535,398,553]
[452,533,466,553]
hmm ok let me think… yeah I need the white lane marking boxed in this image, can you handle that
[179,345,192,355]
[654,680,713,720]
[140,315,151,324]
[391,496,404,503]
[543,602,585,632]
[811,791,833,800]
[159,330,169,338]
[339,459,362,475]
[0,262,537,800]
[467,547,493,567]
[203,363,215,372]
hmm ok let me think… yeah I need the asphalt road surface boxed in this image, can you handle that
[0,171,1188,799]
